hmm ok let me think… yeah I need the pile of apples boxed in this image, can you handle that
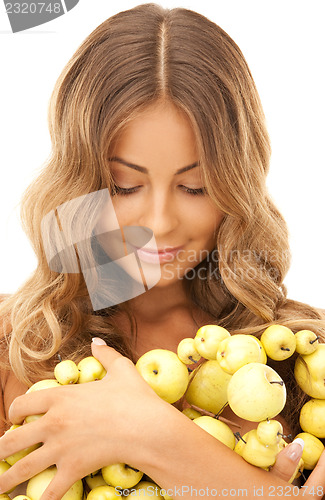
[1,325,324,499]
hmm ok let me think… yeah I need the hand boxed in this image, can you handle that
[0,339,169,499]
[270,442,325,498]
[269,439,304,484]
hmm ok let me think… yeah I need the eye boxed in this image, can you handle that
[111,184,141,196]
[180,186,207,196]
[111,184,208,196]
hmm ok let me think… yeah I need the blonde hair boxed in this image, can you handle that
[1,3,324,435]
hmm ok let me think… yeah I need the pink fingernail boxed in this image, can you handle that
[92,337,107,345]
[288,438,304,461]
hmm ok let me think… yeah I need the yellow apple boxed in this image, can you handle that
[234,431,249,457]
[294,344,325,399]
[193,415,236,449]
[77,356,107,383]
[26,466,83,499]
[256,419,283,446]
[182,408,202,419]
[86,485,121,499]
[288,457,305,484]
[84,471,107,490]
[54,359,79,384]
[0,495,11,500]
[242,429,280,468]
[299,399,325,438]
[294,432,324,469]
[124,481,163,499]
[227,363,286,422]
[4,425,41,466]
[260,325,296,361]
[216,334,265,374]
[177,338,201,365]
[0,460,14,494]
[26,379,61,393]
[194,325,230,360]
[295,330,319,355]
[101,463,143,489]
[11,496,32,500]
[185,360,232,415]
[136,349,189,404]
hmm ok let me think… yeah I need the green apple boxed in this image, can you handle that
[294,344,325,398]
[185,360,232,415]
[26,466,83,499]
[0,460,14,494]
[26,379,61,393]
[86,485,121,499]
[242,429,280,468]
[136,349,189,404]
[256,419,283,446]
[294,432,324,469]
[182,408,202,419]
[295,330,319,355]
[260,325,296,361]
[54,359,79,384]
[299,399,325,438]
[101,463,143,489]
[227,362,286,422]
[124,481,163,499]
[194,325,230,360]
[216,334,265,374]
[177,338,201,364]
[4,425,41,466]
[78,356,107,383]
[84,471,107,490]
[193,415,236,449]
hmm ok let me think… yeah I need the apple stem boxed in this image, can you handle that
[189,404,241,428]
[153,369,158,375]
[188,356,198,364]
[57,353,62,363]
[280,347,290,351]
[234,431,246,444]
[126,465,140,473]
[187,367,193,373]
[270,381,284,385]
[310,336,320,344]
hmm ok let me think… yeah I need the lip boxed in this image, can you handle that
[131,244,183,263]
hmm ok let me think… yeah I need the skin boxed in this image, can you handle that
[1,100,325,499]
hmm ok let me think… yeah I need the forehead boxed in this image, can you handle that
[109,102,199,167]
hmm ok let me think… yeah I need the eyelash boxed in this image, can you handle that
[112,184,207,196]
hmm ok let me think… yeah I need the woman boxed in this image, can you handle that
[1,3,325,498]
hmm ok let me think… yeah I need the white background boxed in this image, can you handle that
[0,1,324,308]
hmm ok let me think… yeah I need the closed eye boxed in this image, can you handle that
[111,184,207,196]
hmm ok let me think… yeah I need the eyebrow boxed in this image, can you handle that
[108,156,200,175]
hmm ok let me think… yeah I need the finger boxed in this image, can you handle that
[304,449,325,494]
[8,387,62,424]
[0,419,44,462]
[40,466,81,500]
[0,446,53,494]
[91,337,124,370]
[269,438,304,483]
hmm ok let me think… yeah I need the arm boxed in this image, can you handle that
[0,341,324,499]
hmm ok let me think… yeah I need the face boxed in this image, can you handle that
[97,100,224,290]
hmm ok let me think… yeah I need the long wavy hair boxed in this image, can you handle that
[1,3,324,436]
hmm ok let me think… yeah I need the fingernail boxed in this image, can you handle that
[288,438,305,461]
[92,337,107,345]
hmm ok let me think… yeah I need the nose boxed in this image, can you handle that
[138,188,179,238]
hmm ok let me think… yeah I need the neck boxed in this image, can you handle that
[127,280,192,323]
